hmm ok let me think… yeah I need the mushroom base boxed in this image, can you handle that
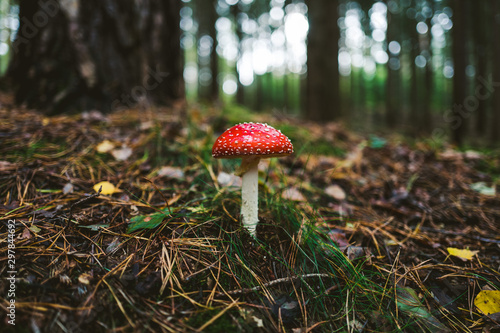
[240,159,259,236]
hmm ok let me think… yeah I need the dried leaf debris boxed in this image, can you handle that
[1,100,500,332]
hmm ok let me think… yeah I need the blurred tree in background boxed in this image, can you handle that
[306,0,340,121]
[4,0,183,114]
[493,0,500,144]
[0,0,499,145]
[195,0,218,102]
[450,0,467,145]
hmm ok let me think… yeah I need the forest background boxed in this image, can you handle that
[0,0,499,147]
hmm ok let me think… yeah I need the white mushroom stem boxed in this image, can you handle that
[237,156,261,237]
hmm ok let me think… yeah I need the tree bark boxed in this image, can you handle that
[491,0,500,144]
[473,1,489,135]
[385,7,400,128]
[196,0,218,102]
[305,0,340,121]
[421,2,433,134]
[451,0,468,145]
[230,4,245,106]
[408,10,420,133]
[7,0,184,114]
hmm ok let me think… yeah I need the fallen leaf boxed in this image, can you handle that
[474,290,500,315]
[96,140,115,153]
[282,187,306,202]
[438,149,463,161]
[140,121,154,130]
[396,286,450,332]
[127,211,168,233]
[93,181,120,195]
[470,182,496,196]
[325,184,346,200]
[29,225,41,233]
[21,227,32,240]
[158,166,185,180]
[252,316,264,328]
[78,273,92,285]
[464,150,483,160]
[447,247,479,261]
[328,229,350,247]
[217,171,241,188]
[63,183,74,194]
[111,146,133,161]
[82,110,107,122]
[239,308,264,328]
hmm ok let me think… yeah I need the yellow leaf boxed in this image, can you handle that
[93,181,120,195]
[474,290,500,315]
[96,140,115,153]
[447,247,479,261]
[78,273,92,285]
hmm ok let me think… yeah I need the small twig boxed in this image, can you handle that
[66,186,102,227]
[184,262,218,281]
[216,273,331,296]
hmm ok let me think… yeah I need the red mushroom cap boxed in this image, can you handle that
[212,122,294,159]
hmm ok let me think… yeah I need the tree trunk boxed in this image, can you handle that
[305,0,340,121]
[491,0,500,144]
[196,0,218,102]
[408,10,420,133]
[7,0,184,114]
[473,1,489,135]
[421,2,433,134]
[230,4,245,106]
[385,7,400,128]
[451,0,468,145]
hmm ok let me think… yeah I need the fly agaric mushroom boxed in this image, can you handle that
[212,122,293,237]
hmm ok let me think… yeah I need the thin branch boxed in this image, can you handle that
[217,273,331,296]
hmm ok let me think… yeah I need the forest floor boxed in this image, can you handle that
[1,97,500,333]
